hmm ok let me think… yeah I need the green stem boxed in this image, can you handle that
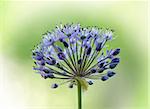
[77,80,82,109]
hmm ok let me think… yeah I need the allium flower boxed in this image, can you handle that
[32,23,120,109]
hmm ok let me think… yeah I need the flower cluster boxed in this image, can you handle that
[32,24,120,89]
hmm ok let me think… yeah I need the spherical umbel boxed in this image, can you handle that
[32,23,120,89]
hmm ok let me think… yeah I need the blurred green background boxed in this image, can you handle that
[0,0,148,109]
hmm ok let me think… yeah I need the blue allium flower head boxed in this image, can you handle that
[32,23,120,90]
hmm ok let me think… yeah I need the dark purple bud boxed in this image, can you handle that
[109,58,120,69]
[59,38,64,42]
[69,84,73,88]
[46,58,56,65]
[107,71,116,77]
[32,52,44,61]
[42,75,48,79]
[51,83,58,88]
[56,46,63,52]
[86,47,92,55]
[58,52,66,60]
[33,55,43,61]
[109,63,117,69]
[47,74,55,78]
[51,59,56,65]
[98,68,105,73]
[96,43,102,51]
[91,68,97,73]
[87,35,92,40]
[63,41,69,48]
[78,59,82,64]
[101,76,109,81]
[46,60,51,65]
[111,48,120,56]
[98,62,105,68]
[111,58,120,63]
[34,61,37,65]
[81,36,86,40]
[41,73,55,79]
[56,63,61,68]
[32,52,36,56]
[88,81,93,85]
[56,63,63,69]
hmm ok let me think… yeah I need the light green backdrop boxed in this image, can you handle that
[0,0,148,109]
